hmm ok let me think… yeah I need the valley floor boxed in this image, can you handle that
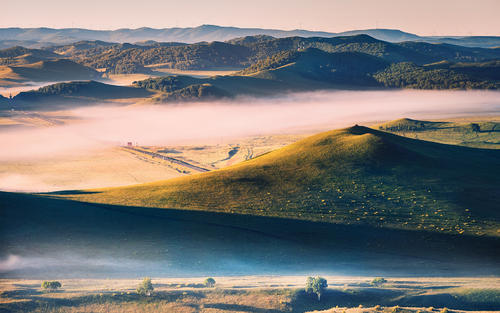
[0,276,498,313]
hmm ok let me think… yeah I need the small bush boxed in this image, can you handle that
[440,308,449,313]
[41,281,61,292]
[372,277,388,286]
[137,277,154,296]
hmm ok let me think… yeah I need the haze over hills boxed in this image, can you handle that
[57,125,500,237]
[1,25,499,48]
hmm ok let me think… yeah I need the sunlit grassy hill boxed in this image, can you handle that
[59,125,500,237]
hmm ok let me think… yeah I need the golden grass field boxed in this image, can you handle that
[0,276,498,313]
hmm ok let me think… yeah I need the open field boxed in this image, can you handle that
[0,147,183,192]
[376,118,500,149]
[0,276,499,313]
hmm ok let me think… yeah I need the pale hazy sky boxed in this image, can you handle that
[3,0,499,36]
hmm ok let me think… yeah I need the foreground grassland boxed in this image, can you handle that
[58,125,500,237]
[0,277,499,313]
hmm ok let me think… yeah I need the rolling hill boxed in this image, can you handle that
[132,49,391,101]
[132,48,499,101]
[56,125,500,237]
[8,47,499,110]
[2,190,499,278]
[39,34,500,74]
[11,80,155,110]
[0,46,58,64]
[0,59,101,84]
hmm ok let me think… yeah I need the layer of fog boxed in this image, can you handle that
[2,90,499,161]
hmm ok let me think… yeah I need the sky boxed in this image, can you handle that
[3,0,500,36]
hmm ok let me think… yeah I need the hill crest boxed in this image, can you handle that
[57,124,500,237]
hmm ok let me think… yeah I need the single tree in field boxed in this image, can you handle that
[137,277,154,296]
[204,277,216,287]
[306,276,328,301]
[41,281,61,292]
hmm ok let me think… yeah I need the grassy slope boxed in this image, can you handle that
[11,80,156,110]
[7,59,100,81]
[58,126,500,237]
[1,191,499,278]
[377,118,500,149]
[0,59,101,84]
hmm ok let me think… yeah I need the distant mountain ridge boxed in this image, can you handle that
[0,25,499,48]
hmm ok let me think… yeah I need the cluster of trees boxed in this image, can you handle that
[373,62,499,89]
[133,76,229,101]
[156,83,229,102]
[133,76,200,92]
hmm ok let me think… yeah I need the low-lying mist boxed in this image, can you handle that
[1,90,498,162]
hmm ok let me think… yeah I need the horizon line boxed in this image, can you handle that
[1,24,498,38]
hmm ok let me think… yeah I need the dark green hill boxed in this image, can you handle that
[60,125,500,237]
[240,48,388,86]
[373,61,499,89]
[133,49,498,100]
[132,50,388,101]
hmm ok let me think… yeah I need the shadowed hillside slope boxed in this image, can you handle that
[1,191,499,278]
[58,126,500,237]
